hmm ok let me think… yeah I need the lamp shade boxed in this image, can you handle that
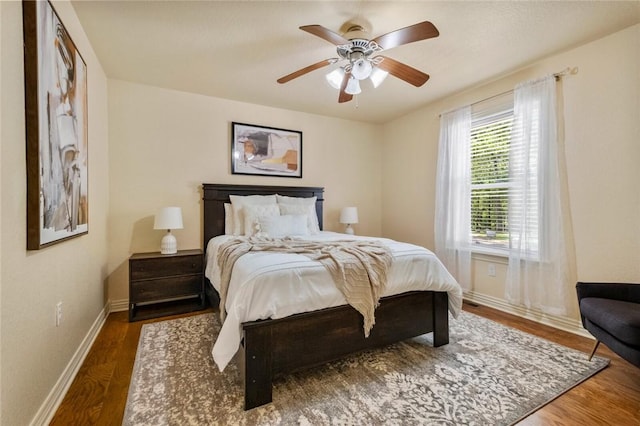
[153,207,183,230]
[340,207,359,224]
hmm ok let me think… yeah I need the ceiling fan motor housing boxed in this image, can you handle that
[337,38,382,79]
[337,39,381,60]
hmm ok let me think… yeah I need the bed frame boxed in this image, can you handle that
[202,183,449,410]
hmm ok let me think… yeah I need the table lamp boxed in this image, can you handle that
[340,207,359,235]
[153,207,183,254]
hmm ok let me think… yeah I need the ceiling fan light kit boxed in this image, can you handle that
[350,56,373,80]
[369,67,389,88]
[345,77,362,95]
[325,68,345,89]
[278,21,439,103]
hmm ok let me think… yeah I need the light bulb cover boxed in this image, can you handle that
[351,58,373,80]
[325,68,345,90]
[370,66,389,88]
[345,77,361,95]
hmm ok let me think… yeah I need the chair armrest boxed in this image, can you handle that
[576,282,640,304]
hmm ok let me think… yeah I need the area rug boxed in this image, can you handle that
[123,311,608,425]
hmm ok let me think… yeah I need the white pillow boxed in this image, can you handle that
[243,204,280,237]
[278,202,320,234]
[276,194,316,206]
[229,194,277,235]
[224,203,233,235]
[276,195,320,234]
[259,214,309,237]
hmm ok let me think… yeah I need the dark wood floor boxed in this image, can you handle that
[51,302,640,425]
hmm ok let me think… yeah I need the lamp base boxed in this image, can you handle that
[160,231,177,254]
[344,224,355,235]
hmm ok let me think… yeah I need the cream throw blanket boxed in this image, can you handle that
[216,237,393,337]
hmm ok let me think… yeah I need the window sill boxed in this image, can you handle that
[471,245,509,263]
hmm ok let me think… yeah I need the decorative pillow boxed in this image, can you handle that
[276,195,320,233]
[259,214,309,237]
[276,194,316,206]
[243,204,280,237]
[229,194,277,235]
[278,201,320,234]
[224,203,234,235]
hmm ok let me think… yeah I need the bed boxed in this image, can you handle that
[202,183,462,410]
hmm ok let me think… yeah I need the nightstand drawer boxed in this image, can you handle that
[130,254,203,280]
[130,274,202,303]
[128,249,205,322]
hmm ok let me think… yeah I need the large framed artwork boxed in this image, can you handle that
[23,0,88,250]
[231,122,302,178]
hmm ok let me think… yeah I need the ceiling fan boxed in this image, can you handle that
[277,21,439,103]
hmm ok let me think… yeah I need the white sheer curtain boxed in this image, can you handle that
[506,75,575,315]
[435,106,472,290]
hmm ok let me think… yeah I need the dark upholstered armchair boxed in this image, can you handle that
[576,282,640,368]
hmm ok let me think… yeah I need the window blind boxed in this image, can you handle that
[470,92,513,250]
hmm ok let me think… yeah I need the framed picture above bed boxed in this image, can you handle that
[231,122,302,178]
[23,0,89,250]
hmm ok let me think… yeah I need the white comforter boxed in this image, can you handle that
[205,232,463,371]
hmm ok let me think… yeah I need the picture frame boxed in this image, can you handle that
[23,0,89,250]
[231,122,302,178]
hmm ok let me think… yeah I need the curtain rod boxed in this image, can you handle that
[439,66,579,116]
[553,66,579,79]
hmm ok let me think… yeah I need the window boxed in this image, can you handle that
[470,95,517,254]
[437,76,570,313]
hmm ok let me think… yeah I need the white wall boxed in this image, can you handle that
[0,1,110,424]
[106,80,383,302]
[381,24,640,322]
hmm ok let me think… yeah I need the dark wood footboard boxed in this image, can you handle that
[240,290,448,410]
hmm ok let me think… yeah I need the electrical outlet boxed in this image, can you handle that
[56,302,63,326]
[488,263,496,277]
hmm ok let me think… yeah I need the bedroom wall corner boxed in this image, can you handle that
[380,110,441,249]
[0,1,110,424]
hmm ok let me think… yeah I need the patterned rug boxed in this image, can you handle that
[123,311,608,425]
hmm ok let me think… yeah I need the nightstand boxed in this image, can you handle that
[129,249,205,322]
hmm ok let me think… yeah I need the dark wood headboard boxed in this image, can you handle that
[202,183,325,248]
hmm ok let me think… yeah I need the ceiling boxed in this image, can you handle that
[71,1,640,124]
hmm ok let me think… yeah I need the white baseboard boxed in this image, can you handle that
[29,304,110,426]
[463,290,593,339]
[110,298,129,313]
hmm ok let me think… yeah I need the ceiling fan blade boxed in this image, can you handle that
[300,25,349,46]
[372,21,439,50]
[376,56,430,87]
[277,59,334,84]
[338,72,353,103]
